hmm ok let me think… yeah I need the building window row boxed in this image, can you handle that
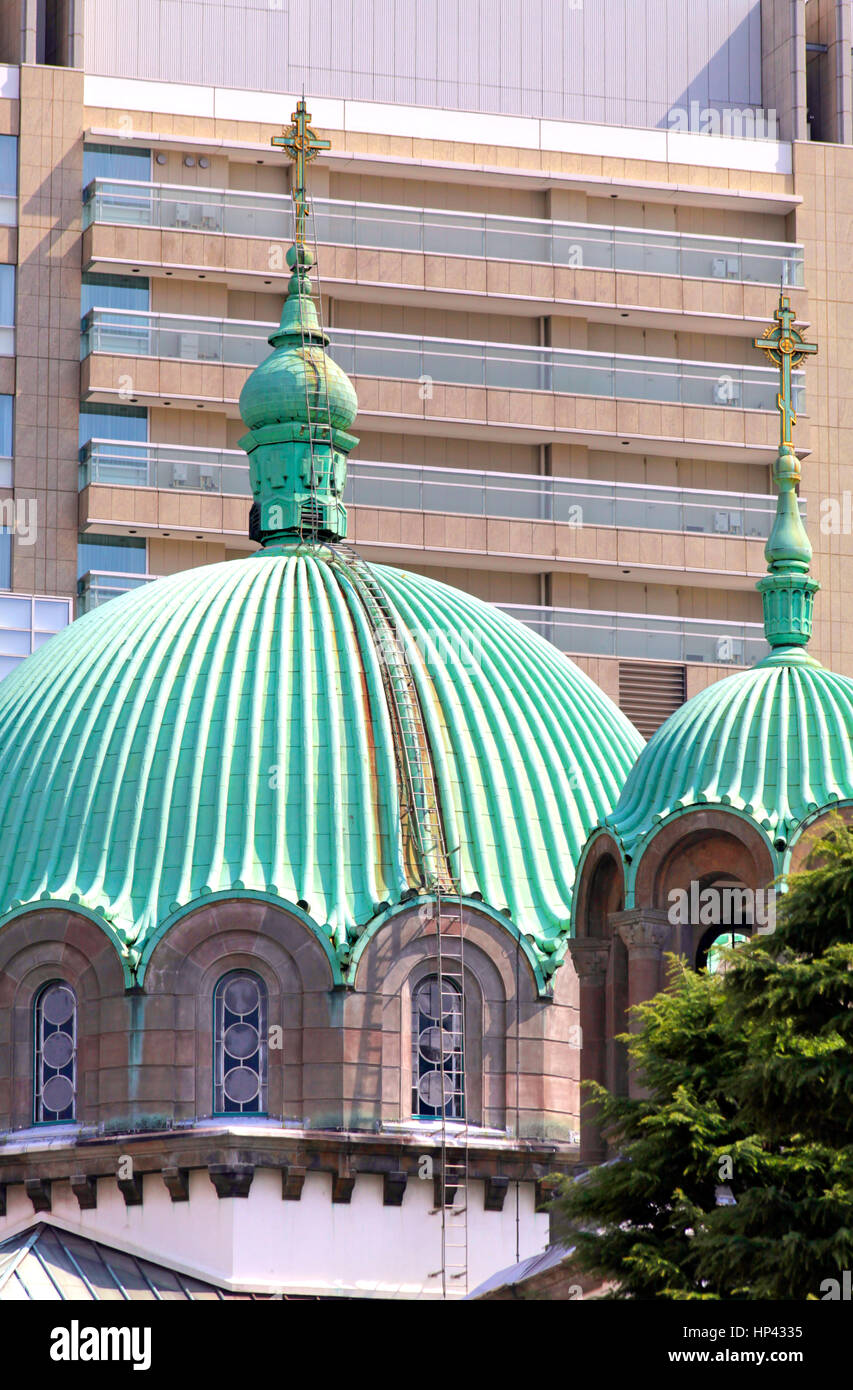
[31,973,465,1125]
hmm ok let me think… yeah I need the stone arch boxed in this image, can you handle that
[0,909,126,1131]
[131,898,339,1125]
[631,809,775,910]
[352,902,577,1141]
[572,833,625,940]
[786,802,853,875]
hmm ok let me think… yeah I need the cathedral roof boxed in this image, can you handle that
[0,548,641,986]
[605,653,853,863]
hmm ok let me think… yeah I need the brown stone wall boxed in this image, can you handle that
[0,896,579,1141]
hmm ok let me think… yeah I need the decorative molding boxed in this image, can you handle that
[382,1170,408,1207]
[566,938,611,981]
[24,1178,51,1213]
[208,1164,254,1199]
[484,1175,510,1212]
[281,1166,306,1201]
[161,1166,189,1202]
[117,1173,144,1207]
[70,1174,98,1210]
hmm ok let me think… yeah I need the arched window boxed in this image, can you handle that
[214,971,267,1115]
[411,975,464,1120]
[34,982,77,1123]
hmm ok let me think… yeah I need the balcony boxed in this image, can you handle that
[79,440,794,542]
[83,179,804,287]
[73,568,763,667]
[76,569,160,614]
[80,309,800,462]
[505,605,767,666]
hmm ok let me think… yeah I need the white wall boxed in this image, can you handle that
[0,1169,549,1298]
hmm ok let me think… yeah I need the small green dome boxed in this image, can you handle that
[0,552,642,979]
[239,245,358,434]
[239,341,357,434]
[606,653,853,860]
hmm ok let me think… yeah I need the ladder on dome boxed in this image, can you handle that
[296,191,471,1298]
[330,541,471,1298]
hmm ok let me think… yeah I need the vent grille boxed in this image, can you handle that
[619,662,687,739]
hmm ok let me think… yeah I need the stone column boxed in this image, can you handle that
[566,938,610,1163]
[615,912,669,1099]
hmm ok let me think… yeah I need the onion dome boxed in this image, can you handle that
[239,244,358,546]
[0,553,642,988]
[604,294,853,880]
[0,224,643,993]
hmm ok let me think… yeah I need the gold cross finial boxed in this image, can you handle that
[753,292,817,448]
[271,99,331,246]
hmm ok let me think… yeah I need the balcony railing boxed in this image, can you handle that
[83,179,805,287]
[81,309,802,413]
[79,440,798,540]
[74,569,764,665]
[76,570,159,613]
[503,605,766,666]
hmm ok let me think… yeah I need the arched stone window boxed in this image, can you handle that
[34,982,77,1123]
[411,975,464,1120]
[213,971,268,1115]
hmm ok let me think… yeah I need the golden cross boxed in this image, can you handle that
[753,293,817,447]
[271,99,331,247]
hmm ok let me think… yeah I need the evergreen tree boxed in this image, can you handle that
[692,821,853,1299]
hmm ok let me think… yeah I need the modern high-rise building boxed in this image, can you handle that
[0,0,850,736]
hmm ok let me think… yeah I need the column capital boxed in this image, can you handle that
[566,937,611,982]
[614,910,669,955]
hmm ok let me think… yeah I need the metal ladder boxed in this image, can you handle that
[330,542,470,1296]
[302,195,470,1298]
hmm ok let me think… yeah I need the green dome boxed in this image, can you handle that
[605,652,853,865]
[239,340,357,434]
[0,551,642,984]
[238,245,358,434]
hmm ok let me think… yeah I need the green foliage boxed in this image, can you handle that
[557,819,853,1299]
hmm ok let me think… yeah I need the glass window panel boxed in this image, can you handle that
[411,975,464,1120]
[0,264,14,326]
[214,971,268,1115]
[79,403,148,447]
[33,600,70,633]
[0,528,9,588]
[35,983,77,1122]
[0,627,30,655]
[81,273,150,316]
[0,394,12,456]
[0,593,28,625]
[83,142,151,188]
[0,135,16,197]
[0,653,20,679]
[77,534,147,579]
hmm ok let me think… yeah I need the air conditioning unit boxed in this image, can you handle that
[200,466,217,491]
[715,637,744,664]
[711,256,740,279]
[172,462,188,487]
[179,332,199,359]
[713,510,742,534]
[174,202,191,227]
[712,381,741,406]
